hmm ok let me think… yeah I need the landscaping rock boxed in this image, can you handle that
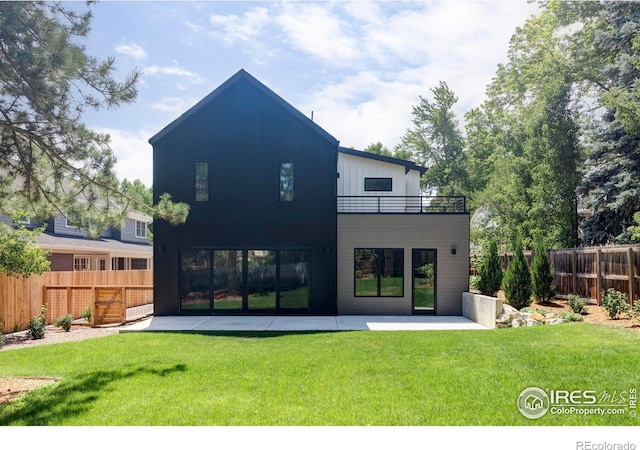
[495,302,566,328]
[545,318,565,325]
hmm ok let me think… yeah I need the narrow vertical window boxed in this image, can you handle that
[195,161,209,202]
[280,162,294,202]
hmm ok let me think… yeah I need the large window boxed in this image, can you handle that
[213,250,244,311]
[279,250,310,310]
[180,249,211,311]
[248,250,277,310]
[195,161,209,202]
[180,248,310,313]
[364,177,392,192]
[354,248,404,297]
[280,162,294,201]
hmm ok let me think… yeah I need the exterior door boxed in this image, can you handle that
[412,249,436,313]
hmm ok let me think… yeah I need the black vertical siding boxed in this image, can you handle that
[152,76,337,315]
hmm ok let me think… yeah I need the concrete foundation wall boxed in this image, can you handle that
[462,292,502,328]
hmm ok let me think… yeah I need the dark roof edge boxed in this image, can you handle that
[338,147,427,175]
[149,69,339,146]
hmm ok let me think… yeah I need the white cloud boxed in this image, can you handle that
[115,42,148,61]
[209,7,270,45]
[151,96,198,114]
[143,62,204,89]
[99,128,154,187]
[276,4,360,64]
[295,1,540,149]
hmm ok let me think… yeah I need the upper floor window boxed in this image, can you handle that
[364,177,392,192]
[66,216,91,229]
[135,220,148,239]
[195,161,209,202]
[280,162,294,202]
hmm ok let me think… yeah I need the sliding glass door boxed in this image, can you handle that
[180,248,310,314]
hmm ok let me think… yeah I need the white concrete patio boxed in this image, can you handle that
[121,315,488,332]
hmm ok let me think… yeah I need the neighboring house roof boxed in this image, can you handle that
[36,232,152,257]
[338,147,427,175]
[149,69,339,147]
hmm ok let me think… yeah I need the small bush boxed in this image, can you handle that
[469,275,480,290]
[82,304,92,322]
[568,294,587,314]
[559,311,584,322]
[601,289,629,319]
[27,304,48,340]
[628,301,640,325]
[0,320,4,348]
[54,314,73,332]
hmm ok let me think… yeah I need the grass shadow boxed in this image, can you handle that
[0,364,186,425]
[149,330,346,339]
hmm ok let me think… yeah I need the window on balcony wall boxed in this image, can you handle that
[364,177,392,192]
[354,248,404,297]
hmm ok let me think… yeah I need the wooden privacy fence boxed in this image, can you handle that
[550,246,639,305]
[1,270,153,334]
[472,246,640,305]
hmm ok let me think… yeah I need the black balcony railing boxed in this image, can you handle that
[337,196,466,214]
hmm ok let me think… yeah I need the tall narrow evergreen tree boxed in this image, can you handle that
[531,241,556,303]
[477,239,503,297]
[502,235,532,310]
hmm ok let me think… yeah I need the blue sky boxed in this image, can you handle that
[77,0,541,186]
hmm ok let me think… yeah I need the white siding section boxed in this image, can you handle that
[337,214,470,315]
[405,169,421,196]
[337,153,407,196]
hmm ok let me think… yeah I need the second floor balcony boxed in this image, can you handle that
[337,196,467,214]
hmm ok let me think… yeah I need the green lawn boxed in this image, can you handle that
[0,323,638,426]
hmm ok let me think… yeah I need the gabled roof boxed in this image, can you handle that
[149,69,339,146]
[338,147,427,175]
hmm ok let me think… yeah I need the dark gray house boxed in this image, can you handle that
[150,70,469,316]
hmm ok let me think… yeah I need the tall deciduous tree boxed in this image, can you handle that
[0,2,188,239]
[396,81,467,196]
[469,3,584,249]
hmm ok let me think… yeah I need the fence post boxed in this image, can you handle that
[121,287,127,323]
[596,248,602,305]
[629,247,635,305]
[571,250,577,296]
[66,286,72,317]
